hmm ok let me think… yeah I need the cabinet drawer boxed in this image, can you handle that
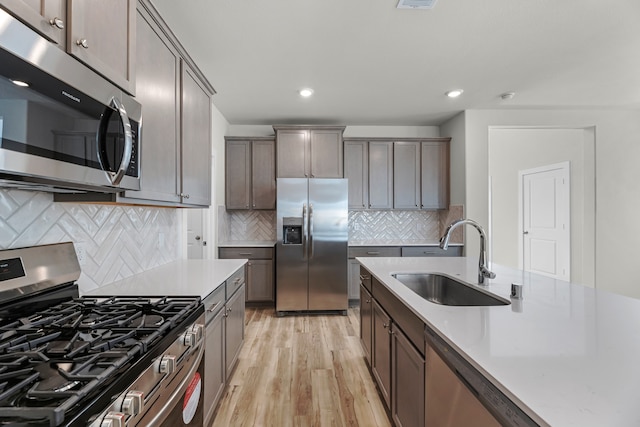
[360,265,373,293]
[349,246,401,258]
[226,268,246,299]
[204,284,225,322]
[219,247,274,259]
[401,246,463,257]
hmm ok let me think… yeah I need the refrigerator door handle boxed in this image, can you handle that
[309,203,314,259]
[302,203,307,260]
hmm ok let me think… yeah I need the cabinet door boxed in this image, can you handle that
[252,139,276,209]
[421,140,450,209]
[392,325,425,427]
[360,284,373,366]
[67,0,136,94]
[226,140,251,209]
[124,8,180,203]
[348,259,361,300]
[372,300,392,408]
[369,141,393,209]
[0,0,66,45]
[277,129,308,178]
[246,259,274,302]
[309,129,343,178]
[344,140,368,209]
[225,283,245,380]
[204,308,225,426]
[181,62,211,206]
[393,141,421,209]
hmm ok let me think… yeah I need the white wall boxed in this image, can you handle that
[488,128,594,286]
[449,109,640,299]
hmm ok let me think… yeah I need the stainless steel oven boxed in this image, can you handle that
[0,8,141,193]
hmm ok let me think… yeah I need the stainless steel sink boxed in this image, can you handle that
[392,273,511,306]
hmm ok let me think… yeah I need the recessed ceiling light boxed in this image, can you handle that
[445,89,463,98]
[299,88,314,98]
[11,79,29,87]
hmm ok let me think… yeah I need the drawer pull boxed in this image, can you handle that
[359,275,370,280]
[366,251,380,255]
[207,302,221,312]
[238,253,253,256]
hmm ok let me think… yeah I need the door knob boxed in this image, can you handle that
[195,236,201,241]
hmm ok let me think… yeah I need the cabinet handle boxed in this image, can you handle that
[366,252,379,255]
[248,262,252,266]
[238,253,253,256]
[76,38,89,49]
[383,323,388,329]
[365,299,371,304]
[389,329,394,335]
[359,275,370,280]
[208,302,221,312]
[49,17,64,29]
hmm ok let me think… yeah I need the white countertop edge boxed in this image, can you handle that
[349,241,464,247]
[84,259,248,299]
[218,241,276,247]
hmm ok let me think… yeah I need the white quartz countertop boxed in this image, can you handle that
[349,240,463,247]
[218,241,276,247]
[84,259,247,299]
[357,256,640,427]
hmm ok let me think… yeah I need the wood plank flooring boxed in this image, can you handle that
[210,307,391,427]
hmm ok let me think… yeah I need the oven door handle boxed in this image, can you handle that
[97,96,133,186]
[140,341,205,425]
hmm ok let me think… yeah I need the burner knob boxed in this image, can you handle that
[159,355,177,375]
[101,412,125,427]
[183,324,204,346]
[121,390,144,417]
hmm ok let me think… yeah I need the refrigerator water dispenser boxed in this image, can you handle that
[283,217,303,245]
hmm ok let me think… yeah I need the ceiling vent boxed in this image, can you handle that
[396,0,438,9]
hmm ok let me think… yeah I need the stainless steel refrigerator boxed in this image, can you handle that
[276,178,348,314]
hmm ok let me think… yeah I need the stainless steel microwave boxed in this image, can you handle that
[0,8,141,193]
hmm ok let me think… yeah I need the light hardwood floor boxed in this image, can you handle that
[210,306,391,427]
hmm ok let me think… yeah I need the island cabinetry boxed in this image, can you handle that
[360,269,426,427]
[372,299,392,408]
[360,283,373,366]
[0,0,66,45]
[225,137,276,210]
[203,266,246,426]
[348,247,401,300]
[219,247,275,303]
[274,125,345,178]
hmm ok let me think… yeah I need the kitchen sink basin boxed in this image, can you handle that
[392,273,510,306]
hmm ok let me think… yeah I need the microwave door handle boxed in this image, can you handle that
[97,97,133,186]
[302,203,307,260]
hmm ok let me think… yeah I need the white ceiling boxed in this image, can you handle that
[150,0,640,126]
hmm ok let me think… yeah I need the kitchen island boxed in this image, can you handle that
[358,256,640,427]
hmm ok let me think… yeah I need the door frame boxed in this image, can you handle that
[518,161,571,278]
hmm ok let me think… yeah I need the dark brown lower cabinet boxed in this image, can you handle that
[372,300,392,409]
[392,325,425,427]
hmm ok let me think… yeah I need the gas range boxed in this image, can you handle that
[0,243,205,427]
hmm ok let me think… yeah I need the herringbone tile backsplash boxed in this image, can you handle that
[0,189,180,293]
[218,205,464,243]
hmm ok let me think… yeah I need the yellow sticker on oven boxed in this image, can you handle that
[183,372,202,424]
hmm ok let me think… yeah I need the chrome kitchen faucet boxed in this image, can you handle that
[440,219,496,284]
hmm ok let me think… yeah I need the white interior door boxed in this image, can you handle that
[520,162,570,281]
[187,209,205,259]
